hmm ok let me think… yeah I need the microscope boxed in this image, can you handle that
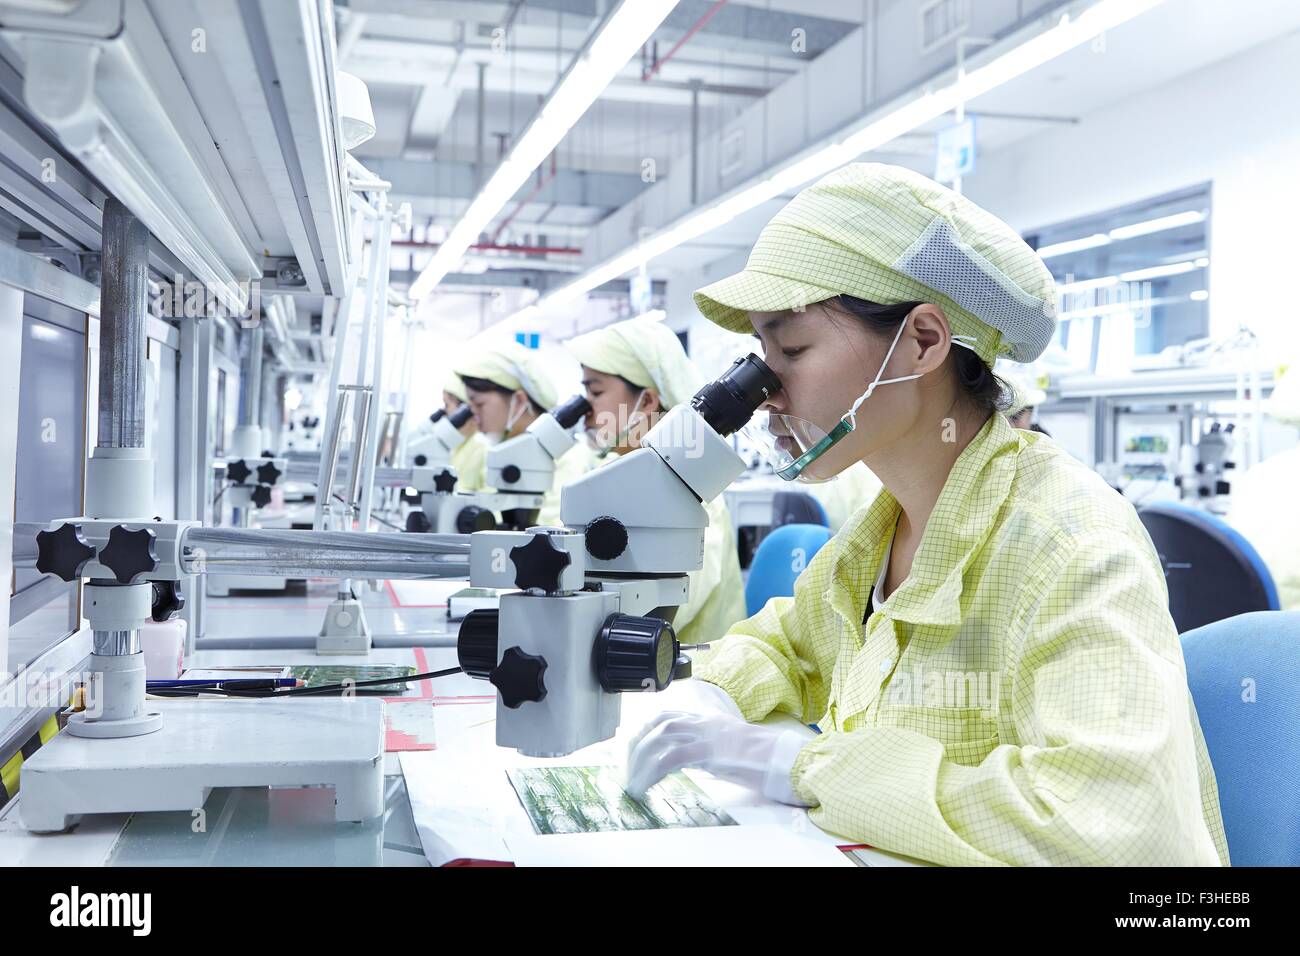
[455,354,781,757]
[409,395,592,536]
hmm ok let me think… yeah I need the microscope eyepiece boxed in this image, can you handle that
[551,394,593,430]
[429,409,446,424]
[448,404,474,429]
[690,353,781,437]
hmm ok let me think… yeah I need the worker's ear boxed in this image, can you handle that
[639,388,661,415]
[907,304,955,375]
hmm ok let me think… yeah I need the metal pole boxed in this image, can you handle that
[181,526,470,580]
[97,198,148,449]
[476,61,487,189]
[690,79,701,206]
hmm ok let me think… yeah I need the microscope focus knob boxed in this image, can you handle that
[150,579,185,622]
[584,516,628,561]
[490,646,548,709]
[433,469,458,494]
[35,522,97,582]
[405,510,433,533]
[256,460,281,485]
[455,506,495,535]
[457,608,499,679]
[98,525,159,584]
[596,613,679,693]
[500,464,522,485]
[226,459,252,484]
[509,533,571,591]
[251,484,273,508]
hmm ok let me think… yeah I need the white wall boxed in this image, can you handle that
[966,27,1300,364]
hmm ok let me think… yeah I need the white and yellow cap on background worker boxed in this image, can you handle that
[1002,371,1048,417]
[442,371,469,405]
[453,338,559,412]
[693,162,1058,367]
[565,316,703,410]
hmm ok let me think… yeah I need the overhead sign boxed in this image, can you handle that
[934,117,977,184]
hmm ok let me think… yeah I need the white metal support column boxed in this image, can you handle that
[0,282,26,677]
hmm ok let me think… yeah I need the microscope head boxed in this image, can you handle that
[559,354,781,572]
[486,394,591,494]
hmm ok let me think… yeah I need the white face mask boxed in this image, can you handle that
[748,315,978,482]
[478,394,527,446]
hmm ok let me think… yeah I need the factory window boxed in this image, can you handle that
[1023,185,1211,374]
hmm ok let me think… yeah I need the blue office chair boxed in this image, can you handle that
[1138,501,1280,633]
[744,523,831,617]
[771,491,828,529]
[1180,611,1300,866]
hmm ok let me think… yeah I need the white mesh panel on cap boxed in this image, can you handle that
[894,217,1055,363]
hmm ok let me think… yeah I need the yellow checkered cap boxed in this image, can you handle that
[442,373,468,404]
[453,339,559,410]
[694,163,1058,365]
[565,317,703,410]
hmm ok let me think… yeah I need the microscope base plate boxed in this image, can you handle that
[17,698,385,832]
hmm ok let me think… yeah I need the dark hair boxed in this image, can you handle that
[828,296,1009,416]
[459,375,546,415]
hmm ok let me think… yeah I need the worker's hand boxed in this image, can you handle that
[617,677,743,731]
[649,678,744,718]
[625,711,812,806]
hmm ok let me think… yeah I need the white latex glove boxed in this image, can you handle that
[625,710,813,806]
[649,678,744,718]
[617,678,744,731]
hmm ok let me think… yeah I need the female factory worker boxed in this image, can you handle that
[440,373,486,492]
[565,317,747,646]
[627,163,1229,867]
[452,338,588,526]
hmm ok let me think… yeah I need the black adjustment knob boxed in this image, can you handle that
[1215,480,1232,495]
[490,645,547,708]
[413,454,428,466]
[455,505,495,535]
[226,459,252,484]
[256,460,281,485]
[500,464,522,485]
[433,469,458,493]
[405,510,432,533]
[35,522,96,582]
[150,579,185,622]
[585,516,628,561]
[596,613,678,692]
[251,484,273,508]
[509,533,571,591]
[98,525,159,584]
[457,608,499,679]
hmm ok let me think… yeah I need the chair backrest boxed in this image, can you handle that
[772,491,828,529]
[744,523,831,617]
[1180,610,1300,866]
[1139,501,1279,633]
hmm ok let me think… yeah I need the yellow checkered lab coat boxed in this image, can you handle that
[696,413,1229,866]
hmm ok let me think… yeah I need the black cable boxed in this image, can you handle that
[148,666,464,699]
[329,491,406,532]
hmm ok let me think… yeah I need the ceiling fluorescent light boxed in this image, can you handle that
[409,0,680,300]
[1037,233,1111,259]
[1108,209,1206,241]
[1119,261,1199,282]
[520,0,1166,324]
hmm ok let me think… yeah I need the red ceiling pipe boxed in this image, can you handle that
[642,0,729,82]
